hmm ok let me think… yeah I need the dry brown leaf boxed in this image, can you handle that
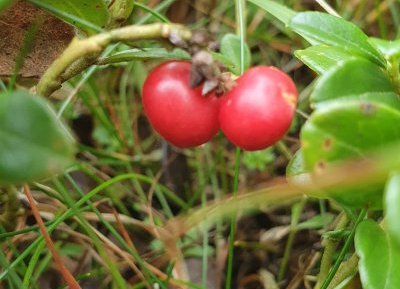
[0,1,74,80]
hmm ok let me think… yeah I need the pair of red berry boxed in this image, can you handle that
[142,61,298,151]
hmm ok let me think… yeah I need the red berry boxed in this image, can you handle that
[219,66,298,151]
[142,61,220,148]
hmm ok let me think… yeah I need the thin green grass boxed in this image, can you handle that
[225,1,246,288]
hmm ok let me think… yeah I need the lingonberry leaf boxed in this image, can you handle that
[369,37,400,59]
[301,99,400,207]
[295,45,355,74]
[355,220,400,289]
[219,33,251,75]
[289,12,385,66]
[0,91,76,184]
[310,59,395,108]
[384,173,400,247]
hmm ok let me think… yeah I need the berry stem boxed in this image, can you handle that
[225,147,241,289]
[225,2,246,288]
[36,23,191,97]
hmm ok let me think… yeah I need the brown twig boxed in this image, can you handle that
[23,184,82,289]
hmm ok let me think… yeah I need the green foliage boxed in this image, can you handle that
[242,148,275,171]
[296,213,334,230]
[384,173,400,246]
[247,0,296,25]
[213,33,251,75]
[101,48,190,64]
[310,59,395,108]
[369,38,400,59]
[289,12,385,66]
[0,0,13,14]
[301,99,400,207]
[28,0,109,34]
[295,45,354,74]
[0,91,75,184]
[355,220,400,289]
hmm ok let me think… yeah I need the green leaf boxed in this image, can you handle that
[294,45,355,74]
[355,220,400,289]
[0,91,75,184]
[384,172,400,246]
[28,0,109,34]
[318,92,400,111]
[243,148,275,171]
[297,213,334,230]
[369,37,400,59]
[211,52,236,74]
[289,12,385,66]
[219,33,251,75]
[311,59,395,108]
[100,48,191,64]
[248,0,296,26]
[301,99,400,207]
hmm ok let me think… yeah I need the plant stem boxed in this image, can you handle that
[225,148,241,289]
[316,212,349,289]
[278,197,307,282]
[320,209,366,289]
[225,1,246,287]
[36,23,191,97]
[0,186,21,231]
[276,141,293,161]
[327,253,359,289]
[195,149,209,289]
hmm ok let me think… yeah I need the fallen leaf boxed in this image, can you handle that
[0,1,74,80]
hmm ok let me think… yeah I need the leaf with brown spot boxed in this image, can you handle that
[301,98,400,207]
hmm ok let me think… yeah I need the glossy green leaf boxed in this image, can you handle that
[219,33,251,75]
[28,0,109,34]
[294,45,355,74]
[289,12,385,66]
[297,213,334,230]
[247,0,296,26]
[369,37,400,59]
[384,172,400,246]
[211,52,236,74]
[0,91,76,184]
[100,48,190,64]
[319,92,400,111]
[311,59,395,108]
[355,220,400,289]
[243,149,275,171]
[301,99,400,206]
